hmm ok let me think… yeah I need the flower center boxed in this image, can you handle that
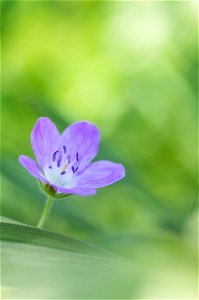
[46,145,79,186]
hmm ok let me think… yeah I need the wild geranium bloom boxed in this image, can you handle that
[19,117,125,197]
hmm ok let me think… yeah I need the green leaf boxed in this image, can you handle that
[1,217,110,256]
[1,218,142,299]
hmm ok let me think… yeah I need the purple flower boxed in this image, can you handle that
[19,117,125,196]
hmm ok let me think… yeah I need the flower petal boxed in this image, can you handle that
[60,121,100,170]
[72,160,125,189]
[56,160,125,196]
[56,186,96,196]
[19,155,48,184]
[31,117,60,169]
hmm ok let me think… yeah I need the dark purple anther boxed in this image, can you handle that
[63,145,67,154]
[72,166,78,174]
[57,159,61,168]
[53,151,59,161]
[67,155,70,164]
[48,165,53,169]
[60,171,66,175]
[76,152,79,161]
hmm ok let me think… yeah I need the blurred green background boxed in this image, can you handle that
[1,1,198,298]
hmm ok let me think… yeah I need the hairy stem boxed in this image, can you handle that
[37,196,54,228]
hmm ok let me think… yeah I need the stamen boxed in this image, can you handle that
[60,171,66,175]
[53,151,59,161]
[57,159,61,168]
[63,145,67,154]
[76,152,79,161]
[67,155,70,164]
[72,166,78,174]
[48,165,53,169]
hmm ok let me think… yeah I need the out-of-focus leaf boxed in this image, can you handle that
[1,218,142,299]
[1,218,109,256]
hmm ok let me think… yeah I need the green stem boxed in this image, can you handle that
[37,196,54,228]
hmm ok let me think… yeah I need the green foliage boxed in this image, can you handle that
[1,1,197,298]
[1,218,142,299]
